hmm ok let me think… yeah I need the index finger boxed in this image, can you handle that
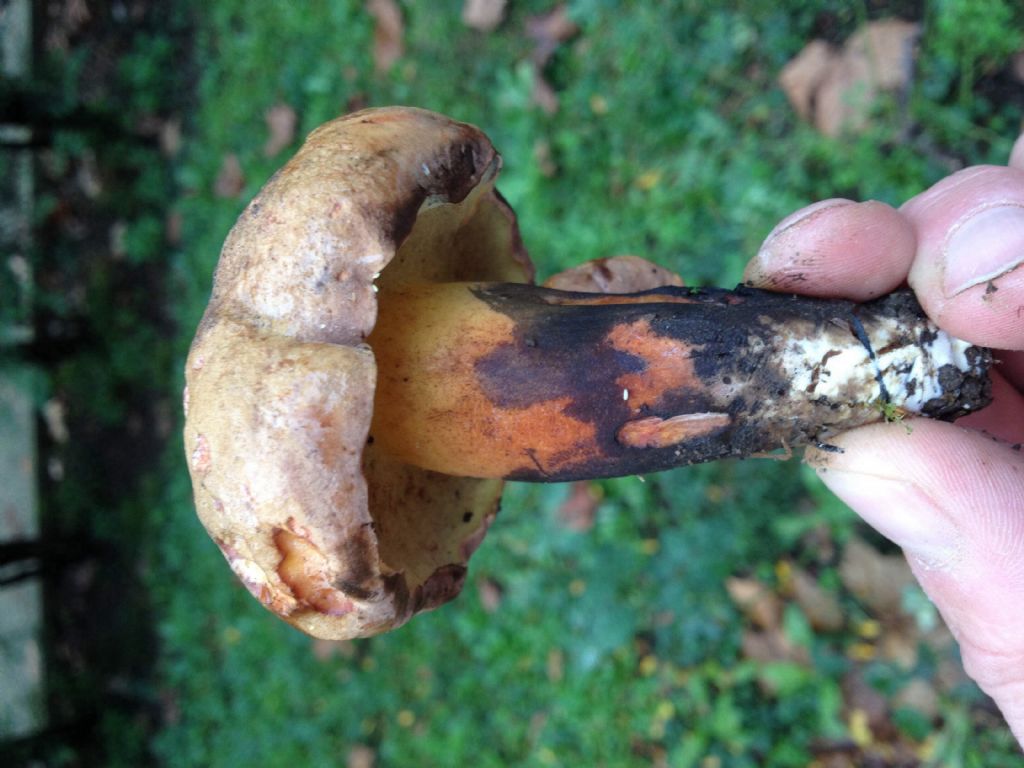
[743,199,916,301]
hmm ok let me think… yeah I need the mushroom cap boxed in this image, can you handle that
[184,107,533,639]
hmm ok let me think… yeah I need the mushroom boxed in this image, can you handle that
[184,106,991,640]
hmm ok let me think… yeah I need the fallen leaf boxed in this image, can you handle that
[555,481,600,531]
[800,524,837,565]
[740,629,784,664]
[1013,51,1024,84]
[109,220,127,259]
[165,210,183,246]
[531,72,560,115]
[780,20,919,137]
[847,19,920,91]
[160,117,182,157]
[779,40,839,121]
[544,256,684,294]
[477,577,503,613]
[878,624,919,669]
[525,4,580,114]
[263,103,298,157]
[367,0,404,74]
[43,399,69,444]
[533,139,558,178]
[746,628,809,665]
[839,536,913,619]
[726,577,782,631]
[791,566,844,632]
[840,536,926,669]
[894,677,939,719]
[347,744,376,768]
[44,0,91,52]
[526,4,580,66]
[841,669,889,732]
[76,150,102,199]
[936,652,972,693]
[214,153,245,198]
[462,0,506,32]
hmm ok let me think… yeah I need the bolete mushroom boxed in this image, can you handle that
[184,106,990,640]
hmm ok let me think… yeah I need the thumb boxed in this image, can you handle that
[809,421,1024,744]
[901,165,1024,350]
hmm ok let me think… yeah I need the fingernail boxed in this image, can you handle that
[821,471,963,569]
[758,199,854,258]
[943,203,1024,296]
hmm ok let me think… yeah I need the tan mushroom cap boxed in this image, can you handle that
[183,107,533,639]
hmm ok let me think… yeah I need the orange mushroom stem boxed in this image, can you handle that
[370,280,991,481]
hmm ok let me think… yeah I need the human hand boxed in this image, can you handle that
[743,139,1024,746]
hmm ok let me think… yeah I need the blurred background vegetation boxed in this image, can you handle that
[2,0,1023,765]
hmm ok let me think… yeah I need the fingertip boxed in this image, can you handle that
[902,166,1024,349]
[747,200,914,300]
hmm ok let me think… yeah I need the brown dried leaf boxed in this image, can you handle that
[477,577,503,613]
[781,20,919,137]
[525,4,580,114]
[839,536,913,619]
[531,70,560,115]
[533,139,558,178]
[44,0,91,52]
[160,117,182,157]
[841,669,889,729]
[1013,51,1024,84]
[847,19,920,91]
[812,59,866,137]
[555,481,600,531]
[347,744,376,768]
[726,577,782,631]
[43,399,69,444]
[109,220,127,259]
[779,40,839,121]
[263,103,298,158]
[740,629,786,664]
[741,628,810,695]
[878,625,918,669]
[165,210,183,247]
[544,256,685,294]
[76,150,102,199]
[367,0,404,74]
[894,677,939,719]
[936,653,972,693]
[791,567,844,632]
[214,153,245,198]
[526,4,580,66]
[462,0,507,32]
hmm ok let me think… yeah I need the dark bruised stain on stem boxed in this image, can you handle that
[468,284,991,482]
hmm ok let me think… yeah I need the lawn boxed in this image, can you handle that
[5,1,1024,765]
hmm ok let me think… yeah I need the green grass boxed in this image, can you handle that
[13,0,1024,765]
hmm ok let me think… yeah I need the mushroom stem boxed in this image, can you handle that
[370,281,991,481]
